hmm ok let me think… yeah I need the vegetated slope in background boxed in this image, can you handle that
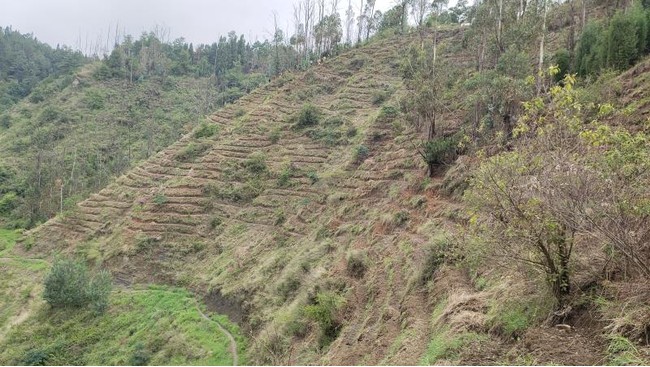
[0,64,218,228]
[17,28,473,365]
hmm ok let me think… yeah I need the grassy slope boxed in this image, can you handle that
[0,232,245,365]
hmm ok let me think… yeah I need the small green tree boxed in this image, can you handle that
[606,10,640,70]
[43,259,90,308]
[43,258,113,314]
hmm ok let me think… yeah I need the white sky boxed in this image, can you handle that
[0,0,397,49]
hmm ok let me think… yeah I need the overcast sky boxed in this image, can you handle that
[0,0,397,51]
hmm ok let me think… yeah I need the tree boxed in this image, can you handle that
[43,258,113,314]
[315,13,343,56]
[606,9,641,70]
[401,41,455,176]
[345,0,356,44]
[466,72,650,304]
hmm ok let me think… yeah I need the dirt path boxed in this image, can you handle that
[195,301,239,366]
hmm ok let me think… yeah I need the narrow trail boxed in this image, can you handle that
[194,300,239,366]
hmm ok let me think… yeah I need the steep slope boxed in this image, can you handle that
[0,65,219,228]
[16,28,475,364]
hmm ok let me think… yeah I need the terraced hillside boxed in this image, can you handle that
[16,28,483,364]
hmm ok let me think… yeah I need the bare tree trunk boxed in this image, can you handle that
[537,0,547,95]
[357,0,364,44]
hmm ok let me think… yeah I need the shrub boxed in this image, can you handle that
[277,273,302,301]
[23,349,48,366]
[372,90,388,105]
[43,258,112,314]
[84,90,105,110]
[0,114,11,128]
[554,48,571,83]
[269,128,281,144]
[306,127,344,146]
[43,259,90,308]
[378,105,399,122]
[234,108,246,118]
[304,291,345,348]
[86,270,112,314]
[346,250,368,278]
[294,103,321,128]
[307,171,319,184]
[175,142,211,162]
[153,194,167,206]
[421,135,459,175]
[393,211,409,226]
[193,123,219,139]
[243,152,267,174]
[419,234,455,285]
[277,164,295,187]
[129,342,150,366]
[354,145,369,163]
[209,216,222,230]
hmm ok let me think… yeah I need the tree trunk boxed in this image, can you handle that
[536,0,547,95]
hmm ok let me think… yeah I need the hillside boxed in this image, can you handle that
[0,64,219,228]
[2,2,650,365]
[9,28,474,364]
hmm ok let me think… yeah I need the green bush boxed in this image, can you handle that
[294,103,321,128]
[22,349,48,366]
[372,90,389,105]
[84,90,105,110]
[243,152,267,174]
[0,114,11,128]
[354,145,369,163]
[277,164,294,187]
[422,135,458,168]
[269,128,281,144]
[153,194,167,206]
[304,291,345,347]
[129,342,150,366]
[554,49,571,83]
[86,270,112,314]
[43,258,112,314]
[307,171,319,184]
[193,123,219,139]
[175,142,211,162]
[419,234,454,285]
[393,211,409,226]
[378,105,399,122]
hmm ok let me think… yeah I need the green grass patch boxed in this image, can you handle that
[420,329,487,365]
[0,228,19,256]
[193,123,219,139]
[606,334,645,365]
[0,286,246,365]
[486,293,553,339]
